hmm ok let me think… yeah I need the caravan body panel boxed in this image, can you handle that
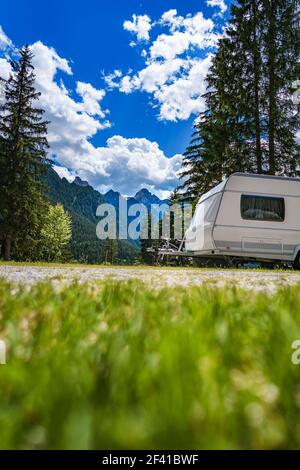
[186,173,300,262]
[185,181,225,252]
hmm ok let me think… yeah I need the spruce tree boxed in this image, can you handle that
[181,3,262,201]
[262,0,300,174]
[181,0,300,203]
[140,212,155,264]
[0,46,49,260]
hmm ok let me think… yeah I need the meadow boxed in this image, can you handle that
[0,278,300,449]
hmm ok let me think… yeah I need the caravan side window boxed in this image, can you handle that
[241,195,285,222]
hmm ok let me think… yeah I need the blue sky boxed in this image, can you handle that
[0,0,230,197]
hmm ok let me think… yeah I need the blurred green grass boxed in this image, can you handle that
[0,279,300,449]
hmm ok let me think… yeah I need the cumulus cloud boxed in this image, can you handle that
[106,9,223,121]
[0,30,181,196]
[102,69,122,90]
[0,25,12,50]
[0,57,12,103]
[52,165,76,182]
[28,43,180,195]
[123,14,152,41]
[76,81,107,117]
[0,57,12,79]
[206,0,228,16]
[27,40,111,160]
[154,10,216,60]
[155,56,213,121]
[15,41,111,146]
[0,26,13,104]
[54,135,182,197]
[96,135,181,192]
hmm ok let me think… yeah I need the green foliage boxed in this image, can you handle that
[43,166,105,224]
[0,46,50,259]
[40,204,72,262]
[0,279,300,449]
[181,0,300,202]
[8,195,47,263]
[42,167,139,264]
[140,212,163,265]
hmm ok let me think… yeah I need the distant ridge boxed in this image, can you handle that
[43,166,171,263]
[134,188,169,207]
[42,166,138,264]
[73,176,90,187]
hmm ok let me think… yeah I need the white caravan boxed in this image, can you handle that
[184,173,300,269]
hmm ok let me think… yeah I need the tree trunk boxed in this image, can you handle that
[252,0,262,173]
[267,0,276,174]
[3,236,12,261]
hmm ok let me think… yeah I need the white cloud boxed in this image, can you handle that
[54,135,182,197]
[154,10,216,60]
[0,57,12,79]
[98,135,181,188]
[0,57,12,103]
[107,9,222,121]
[0,25,12,50]
[155,56,213,121]
[121,58,186,94]
[104,69,122,89]
[123,14,152,41]
[27,40,111,154]
[206,0,228,16]
[52,165,76,182]
[76,81,107,117]
[0,28,182,197]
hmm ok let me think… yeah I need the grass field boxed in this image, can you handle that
[0,260,296,273]
[0,278,300,449]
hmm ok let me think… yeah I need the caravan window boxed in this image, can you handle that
[241,195,285,222]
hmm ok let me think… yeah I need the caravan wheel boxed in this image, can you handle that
[293,252,300,270]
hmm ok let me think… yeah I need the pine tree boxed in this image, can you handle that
[140,212,154,264]
[180,5,261,201]
[103,239,119,264]
[0,46,49,260]
[262,0,300,174]
[181,0,300,203]
[228,0,265,172]
[140,211,163,264]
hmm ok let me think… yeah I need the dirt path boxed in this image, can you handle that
[0,265,300,291]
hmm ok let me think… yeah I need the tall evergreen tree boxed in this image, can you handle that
[0,46,49,260]
[228,0,265,172]
[181,0,300,203]
[262,0,300,174]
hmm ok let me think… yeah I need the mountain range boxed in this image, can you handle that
[73,176,169,208]
[43,166,169,263]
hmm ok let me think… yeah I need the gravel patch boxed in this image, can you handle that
[0,265,300,291]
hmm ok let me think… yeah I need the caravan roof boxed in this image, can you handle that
[198,173,300,204]
[198,180,226,204]
[225,173,300,197]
